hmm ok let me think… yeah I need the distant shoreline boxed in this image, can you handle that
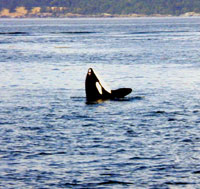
[1,15,200,19]
[1,11,200,19]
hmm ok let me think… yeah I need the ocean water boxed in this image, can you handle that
[0,17,200,188]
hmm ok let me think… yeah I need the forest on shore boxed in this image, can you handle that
[1,0,200,18]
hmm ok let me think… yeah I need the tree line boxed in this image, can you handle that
[1,0,200,15]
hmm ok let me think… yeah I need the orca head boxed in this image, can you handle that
[87,68,93,76]
[85,68,101,101]
[85,68,111,101]
[86,68,98,84]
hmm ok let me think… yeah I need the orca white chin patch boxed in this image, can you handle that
[96,82,102,95]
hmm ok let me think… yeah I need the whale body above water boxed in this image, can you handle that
[85,68,132,102]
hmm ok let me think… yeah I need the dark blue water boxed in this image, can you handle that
[0,17,200,188]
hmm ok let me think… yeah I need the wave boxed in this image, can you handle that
[165,181,195,186]
[129,30,188,35]
[98,180,133,186]
[52,31,97,34]
[112,96,144,101]
[59,180,133,188]
[0,32,29,35]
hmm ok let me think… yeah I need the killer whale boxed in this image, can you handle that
[85,68,132,101]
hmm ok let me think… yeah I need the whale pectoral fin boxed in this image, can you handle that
[111,88,132,98]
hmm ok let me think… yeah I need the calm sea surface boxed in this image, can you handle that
[0,17,200,188]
